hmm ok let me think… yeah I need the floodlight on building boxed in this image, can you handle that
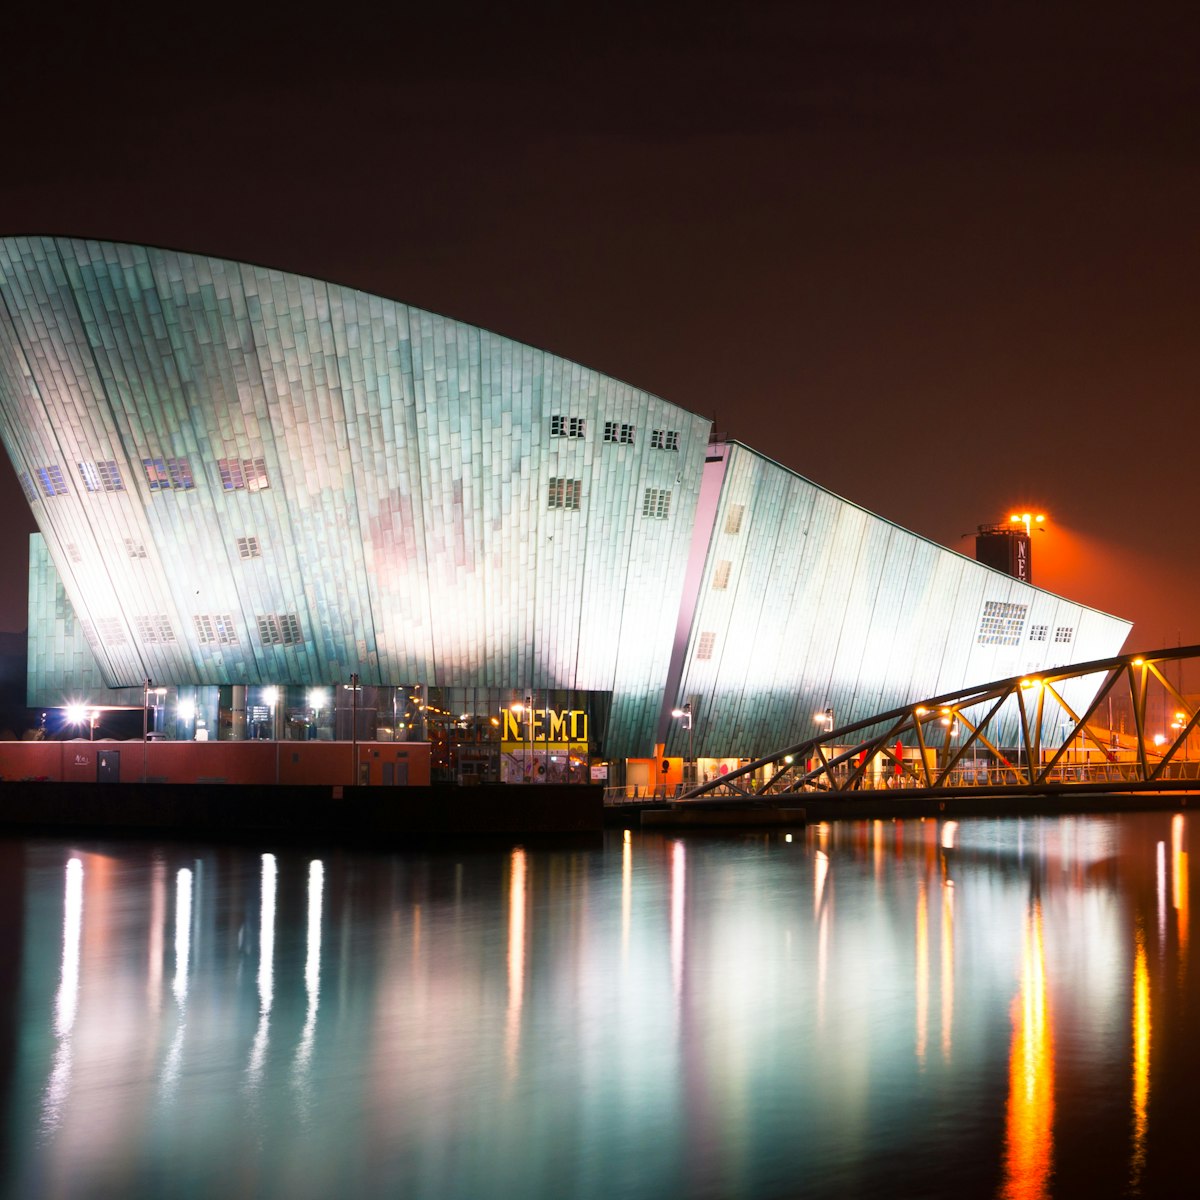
[177,698,196,722]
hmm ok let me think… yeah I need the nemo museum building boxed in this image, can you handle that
[0,236,1131,788]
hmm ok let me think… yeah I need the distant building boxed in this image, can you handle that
[0,237,1132,784]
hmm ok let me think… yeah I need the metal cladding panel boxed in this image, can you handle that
[671,443,1133,759]
[0,238,707,748]
[26,534,123,708]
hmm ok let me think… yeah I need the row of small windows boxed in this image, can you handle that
[21,456,272,499]
[553,414,680,449]
[77,612,305,650]
[546,479,674,519]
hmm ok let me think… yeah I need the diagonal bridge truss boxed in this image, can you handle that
[681,646,1200,801]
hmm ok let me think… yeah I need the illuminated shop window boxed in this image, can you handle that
[95,616,127,645]
[236,535,262,560]
[651,429,680,451]
[134,614,176,644]
[124,539,148,559]
[144,457,195,491]
[1054,626,1074,644]
[218,457,270,492]
[642,488,672,519]
[724,503,745,535]
[1029,624,1049,641]
[977,600,1028,646]
[194,613,239,646]
[551,415,586,438]
[604,421,635,444]
[257,613,303,645]
[36,465,69,497]
[548,477,582,510]
[78,460,124,492]
[712,560,732,590]
[696,631,717,660]
[18,472,37,504]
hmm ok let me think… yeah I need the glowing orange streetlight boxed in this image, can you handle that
[1009,512,1047,537]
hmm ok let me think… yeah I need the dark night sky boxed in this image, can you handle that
[1,2,1197,646]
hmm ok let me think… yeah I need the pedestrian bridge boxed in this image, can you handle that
[676,645,1200,802]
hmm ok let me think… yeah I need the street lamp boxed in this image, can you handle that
[671,702,694,782]
[1009,512,1047,537]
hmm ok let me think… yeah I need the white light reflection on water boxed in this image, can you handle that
[670,839,686,1015]
[41,857,82,1136]
[161,866,193,1095]
[248,853,277,1088]
[293,859,324,1097]
[10,816,1200,1200]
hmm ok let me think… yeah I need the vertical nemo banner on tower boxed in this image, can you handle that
[1014,533,1031,583]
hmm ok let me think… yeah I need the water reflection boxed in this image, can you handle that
[4,813,1200,1199]
[1002,898,1054,1200]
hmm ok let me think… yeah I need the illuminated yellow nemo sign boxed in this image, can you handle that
[502,708,590,747]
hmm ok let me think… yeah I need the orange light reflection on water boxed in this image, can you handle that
[1001,899,1054,1200]
[1130,925,1151,1192]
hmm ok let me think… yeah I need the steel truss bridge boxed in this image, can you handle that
[680,646,1200,802]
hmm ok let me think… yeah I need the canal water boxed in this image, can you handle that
[0,813,1195,1199]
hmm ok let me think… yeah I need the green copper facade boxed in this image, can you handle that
[0,236,1132,764]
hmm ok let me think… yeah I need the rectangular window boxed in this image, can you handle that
[548,477,582,510]
[18,472,37,504]
[724,504,745,535]
[97,461,124,491]
[167,457,194,489]
[604,421,635,444]
[218,457,270,492]
[696,631,717,660]
[651,429,680,451]
[144,458,170,490]
[124,539,148,559]
[551,415,586,438]
[194,613,239,646]
[96,616,126,645]
[78,460,124,492]
[642,488,672,519]
[78,462,101,493]
[665,430,679,451]
[1029,623,1049,642]
[257,613,304,645]
[977,600,1028,646]
[66,543,82,563]
[1054,626,1074,643]
[36,465,69,497]
[146,457,194,490]
[79,618,99,649]
[244,457,270,492]
[134,615,176,644]
[712,560,732,590]
[236,535,262,560]
[218,458,246,490]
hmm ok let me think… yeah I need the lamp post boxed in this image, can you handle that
[671,702,694,783]
[349,673,360,785]
[142,678,151,783]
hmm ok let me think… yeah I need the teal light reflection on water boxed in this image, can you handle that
[0,813,1195,1198]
